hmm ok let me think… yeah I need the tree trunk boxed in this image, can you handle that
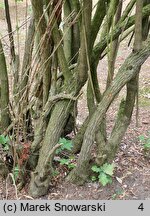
[29,100,73,197]
[29,0,92,197]
[63,0,72,63]
[104,76,138,162]
[0,39,10,132]
[67,37,150,184]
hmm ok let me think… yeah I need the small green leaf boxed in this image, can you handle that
[56,148,62,154]
[98,173,112,186]
[3,144,9,151]
[58,138,66,144]
[68,163,76,169]
[91,165,101,173]
[112,194,117,199]
[144,142,150,149]
[69,155,75,160]
[0,135,8,144]
[139,135,145,142]
[0,135,10,151]
[59,158,70,165]
[52,170,59,176]
[58,138,73,151]
[57,138,73,154]
[63,142,73,151]
[101,163,115,176]
[115,188,124,195]
[91,175,97,182]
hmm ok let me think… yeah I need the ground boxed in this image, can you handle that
[0,1,150,200]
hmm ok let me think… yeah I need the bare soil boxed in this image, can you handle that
[0,1,150,200]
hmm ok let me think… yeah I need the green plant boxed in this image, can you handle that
[0,135,10,151]
[56,138,73,154]
[54,138,76,169]
[91,175,97,182]
[91,163,115,186]
[139,133,150,157]
[52,170,60,177]
[139,133,150,149]
[111,189,124,200]
[59,158,76,169]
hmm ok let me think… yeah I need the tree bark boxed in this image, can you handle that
[29,100,73,197]
[63,0,72,63]
[0,39,10,132]
[31,0,52,105]
[29,0,92,197]
[67,37,150,185]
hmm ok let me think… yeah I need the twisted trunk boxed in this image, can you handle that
[67,37,150,184]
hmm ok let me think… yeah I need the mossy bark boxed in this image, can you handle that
[19,18,35,97]
[67,38,150,185]
[29,100,73,197]
[0,158,9,178]
[90,0,106,48]
[70,1,80,63]
[31,0,52,105]
[0,39,10,132]
[71,117,89,154]
[104,77,138,162]
[63,0,72,63]
[29,0,92,197]
[142,0,150,40]
[104,0,144,162]
[92,4,150,61]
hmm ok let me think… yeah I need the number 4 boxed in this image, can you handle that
[138,203,144,211]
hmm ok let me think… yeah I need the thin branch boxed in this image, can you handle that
[4,0,15,61]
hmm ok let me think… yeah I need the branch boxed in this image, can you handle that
[92,3,150,62]
[76,0,92,86]
[4,0,15,61]
[119,0,136,23]
[90,0,106,48]
[51,19,71,82]
[0,39,10,132]
[43,93,80,119]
